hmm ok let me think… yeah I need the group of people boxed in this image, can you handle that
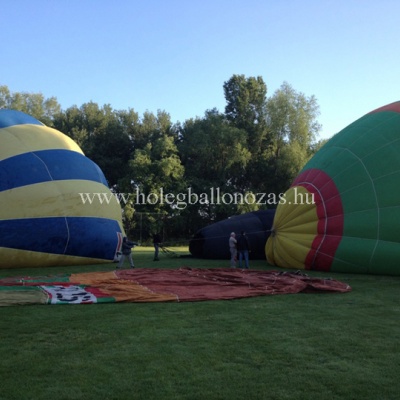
[117,231,252,270]
[229,231,251,269]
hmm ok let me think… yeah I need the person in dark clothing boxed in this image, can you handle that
[236,231,251,269]
[117,236,137,269]
[153,233,162,261]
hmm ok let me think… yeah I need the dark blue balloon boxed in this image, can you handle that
[189,210,276,259]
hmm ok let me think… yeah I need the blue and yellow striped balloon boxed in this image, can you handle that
[0,109,124,268]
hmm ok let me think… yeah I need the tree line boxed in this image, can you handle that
[0,76,327,243]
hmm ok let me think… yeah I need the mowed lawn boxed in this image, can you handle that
[0,247,399,400]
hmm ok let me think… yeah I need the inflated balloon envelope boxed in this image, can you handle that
[0,110,124,268]
[266,101,400,275]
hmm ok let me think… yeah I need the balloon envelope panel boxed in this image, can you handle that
[0,110,124,268]
[266,101,400,275]
[190,210,275,260]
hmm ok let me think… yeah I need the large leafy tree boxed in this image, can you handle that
[223,74,268,153]
[266,81,320,153]
[121,110,185,239]
[264,82,321,193]
[222,77,321,197]
[223,75,272,193]
[178,109,251,222]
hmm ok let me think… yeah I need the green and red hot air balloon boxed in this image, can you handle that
[267,101,400,275]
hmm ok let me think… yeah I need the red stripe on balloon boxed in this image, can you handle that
[368,101,400,114]
[291,169,344,271]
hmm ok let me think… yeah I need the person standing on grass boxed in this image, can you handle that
[229,232,237,268]
[117,237,137,269]
[153,232,162,261]
[237,231,251,269]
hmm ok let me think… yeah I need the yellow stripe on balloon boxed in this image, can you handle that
[276,236,310,268]
[0,247,112,269]
[0,124,83,160]
[266,186,318,269]
[0,180,123,224]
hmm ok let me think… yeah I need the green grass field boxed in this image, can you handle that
[1,247,399,400]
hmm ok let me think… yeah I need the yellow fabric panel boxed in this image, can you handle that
[0,124,83,161]
[281,220,318,235]
[70,271,118,284]
[267,232,317,266]
[266,186,318,269]
[280,235,314,268]
[276,187,316,227]
[69,271,178,302]
[265,237,275,265]
[279,206,318,232]
[0,289,49,306]
[0,180,123,223]
[267,234,301,268]
[0,247,112,269]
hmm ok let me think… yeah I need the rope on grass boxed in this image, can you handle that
[160,246,181,258]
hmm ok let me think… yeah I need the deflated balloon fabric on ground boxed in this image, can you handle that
[0,268,351,306]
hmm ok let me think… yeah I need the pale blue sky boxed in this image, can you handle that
[2,0,399,139]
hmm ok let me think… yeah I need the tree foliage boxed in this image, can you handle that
[224,74,268,153]
[1,78,322,241]
[0,85,61,126]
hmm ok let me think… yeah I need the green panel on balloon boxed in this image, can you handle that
[305,146,350,173]
[378,208,400,242]
[331,259,369,275]
[346,124,392,158]
[375,113,400,140]
[369,241,400,275]
[332,237,375,274]
[365,151,400,180]
[333,162,370,194]
[339,183,377,214]
[307,146,356,179]
[328,121,369,148]
[364,144,400,180]
[374,172,400,208]
[342,209,378,240]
